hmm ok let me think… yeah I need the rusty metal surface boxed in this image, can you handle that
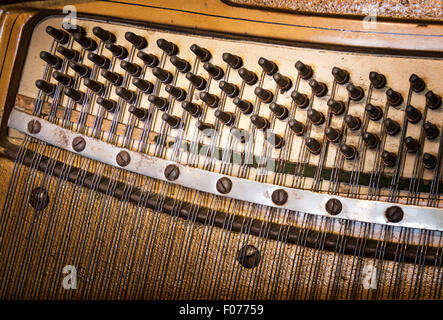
[228,0,443,20]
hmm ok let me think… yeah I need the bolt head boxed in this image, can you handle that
[164,164,179,181]
[236,245,260,269]
[27,119,41,134]
[325,198,342,215]
[72,136,86,152]
[216,177,232,194]
[271,189,288,205]
[385,206,404,223]
[116,150,130,167]
[29,187,49,211]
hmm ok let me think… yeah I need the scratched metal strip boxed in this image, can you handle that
[8,109,443,231]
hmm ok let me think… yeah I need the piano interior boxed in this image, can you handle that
[0,0,441,300]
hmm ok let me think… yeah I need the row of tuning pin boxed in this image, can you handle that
[301,70,441,170]
[35,24,442,171]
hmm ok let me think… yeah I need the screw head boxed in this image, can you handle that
[27,119,41,134]
[236,244,261,269]
[385,206,404,223]
[164,164,180,181]
[325,198,342,215]
[72,136,86,152]
[271,189,288,205]
[116,150,130,167]
[29,187,49,210]
[216,177,232,194]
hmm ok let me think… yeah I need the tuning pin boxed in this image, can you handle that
[97,97,116,112]
[157,39,178,56]
[238,68,258,85]
[125,31,147,49]
[307,109,325,126]
[148,95,169,111]
[295,60,313,80]
[346,84,364,101]
[258,57,278,75]
[128,106,150,121]
[35,79,55,96]
[407,74,425,93]
[137,51,159,68]
[88,52,110,69]
[405,105,422,123]
[162,113,182,129]
[69,61,91,78]
[382,151,397,167]
[64,87,84,103]
[254,87,273,103]
[324,127,341,143]
[40,51,62,69]
[222,52,242,69]
[362,132,379,149]
[203,62,224,80]
[52,71,73,87]
[120,60,142,77]
[305,137,321,154]
[273,73,292,92]
[288,119,305,136]
[199,92,219,108]
[190,44,211,62]
[230,127,249,143]
[340,143,357,160]
[170,56,190,73]
[116,87,136,104]
[250,114,269,131]
[101,70,123,86]
[383,118,400,136]
[233,97,253,114]
[215,110,235,126]
[46,26,69,44]
[365,103,383,121]
[84,78,104,95]
[344,114,361,131]
[133,78,154,94]
[269,102,288,120]
[425,91,442,110]
[62,24,85,35]
[186,72,206,90]
[309,79,327,97]
[423,153,437,169]
[386,88,403,106]
[331,67,349,84]
[153,67,173,84]
[165,85,186,101]
[404,136,419,153]
[265,132,284,148]
[182,101,202,118]
[196,121,215,136]
[327,99,345,115]
[219,81,239,98]
[424,122,439,140]
[105,43,128,59]
[57,46,79,61]
[92,26,115,43]
[369,71,386,89]
[73,33,97,51]
[291,91,309,108]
